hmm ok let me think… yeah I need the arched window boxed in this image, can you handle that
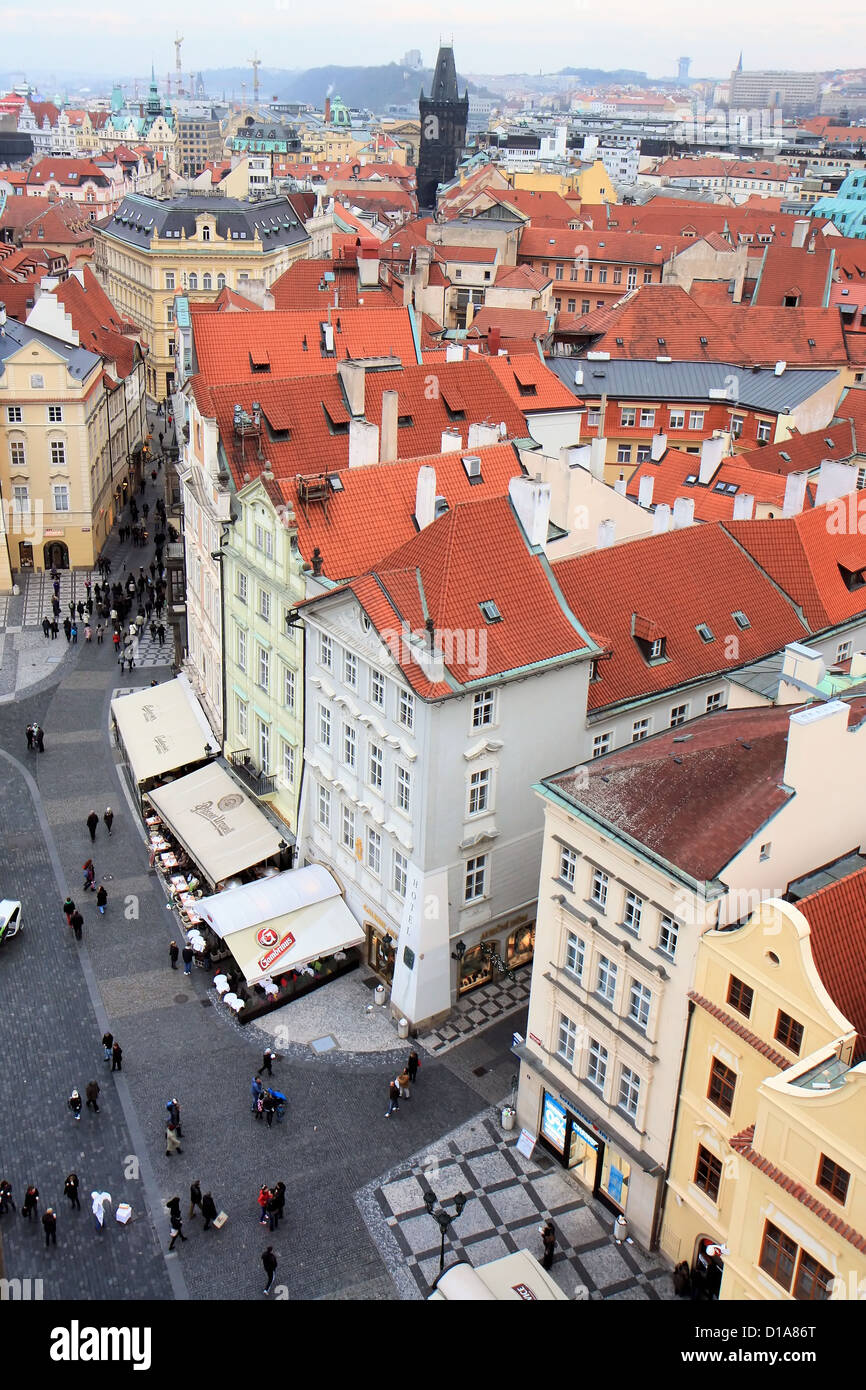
[217,273,226,290]
[203,273,212,291]
[202,225,211,241]
[188,272,198,290]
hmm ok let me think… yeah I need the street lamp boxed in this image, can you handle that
[421,1187,471,1273]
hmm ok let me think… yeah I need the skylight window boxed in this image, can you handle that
[779,451,790,461]
[732,611,750,629]
[685,474,698,485]
[696,623,715,643]
[479,600,502,624]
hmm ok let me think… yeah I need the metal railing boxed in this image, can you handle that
[229,748,276,797]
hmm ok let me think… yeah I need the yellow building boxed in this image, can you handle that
[662,868,866,1302]
[512,160,616,204]
[94,192,311,400]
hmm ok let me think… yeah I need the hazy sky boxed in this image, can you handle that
[2,0,862,81]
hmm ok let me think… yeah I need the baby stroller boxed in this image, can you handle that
[267,1088,287,1123]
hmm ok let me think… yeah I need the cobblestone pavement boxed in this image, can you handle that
[417,968,532,1055]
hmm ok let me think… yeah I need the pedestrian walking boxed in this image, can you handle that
[96,624,104,644]
[150,621,157,642]
[540,1219,556,1270]
[91,1191,111,1231]
[84,625,92,643]
[257,1185,271,1224]
[85,1080,100,1112]
[0,1180,15,1214]
[157,623,165,646]
[397,1067,411,1100]
[112,630,120,654]
[22,1185,39,1220]
[166,1098,183,1136]
[266,1190,280,1232]
[182,944,193,976]
[82,859,96,892]
[101,1031,113,1062]
[111,1041,123,1072]
[62,896,75,924]
[406,1049,420,1084]
[262,1246,278,1295]
[169,940,179,970]
[251,1076,263,1114]
[42,1208,57,1247]
[103,807,114,835]
[71,624,78,645]
[165,1122,182,1155]
[385,1078,400,1118]
[42,616,50,638]
[51,620,59,638]
[257,1048,276,1077]
[64,1174,81,1210]
[201,1191,218,1231]
[167,1209,187,1250]
[77,601,84,620]
[70,909,84,940]
[272,1181,286,1226]
[96,885,108,914]
[64,618,72,642]
[35,725,44,753]
[262,1091,277,1128]
[189,1180,203,1219]
[25,723,34,751]
[86,811,99,842]
[68,1089,82,1122]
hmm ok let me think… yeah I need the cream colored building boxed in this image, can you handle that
[94,193,310,400]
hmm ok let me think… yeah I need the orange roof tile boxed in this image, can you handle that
[796,866,866,1055]
[270,259,402,311]
[625,447,796,519]
[519,226,686,264]
[52,266,139,378]
[729,1125,866,1252]
[468,306,550,342]
[484,352,580,412]
[737,421,857,477]
[191,307,421,383]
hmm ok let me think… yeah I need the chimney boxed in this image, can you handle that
[348,417,379,469]
[784,700,849,790]
[445,343,464,363]
[638,475,655,508]
[564,443,591,472]
[596,518,616,548]
[468,421,500,449]
[324,96,331,125]
[440,427,462,453]
[850,652,866,679]
[613,477,627,495]
[783,471,809,517]
[650,432,667,461]
[338,360,365,416]
[589,436,606,481]
[509,473,551,548]
[415,465,437,529]
[780,642,826,696]
[815,459,858,507]
[698,435,726,485]
[652,503,671,534]
[672,496,695,529]
[791,218,810,249]
[731,492,754,520]
[380,389,399,463]
[487,326,501,355]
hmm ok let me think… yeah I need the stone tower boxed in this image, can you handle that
[417,44,469,210]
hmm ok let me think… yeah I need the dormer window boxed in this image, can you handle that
[732,610,750,630]
[839,562,866,592]
[632,615,667,664]
[696,623,715,643]
[479,599,502,624]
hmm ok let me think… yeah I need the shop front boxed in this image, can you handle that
[538,1090,632,1216]
[456,914,536,996]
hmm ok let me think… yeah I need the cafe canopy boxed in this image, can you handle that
[196,864,364,985]
[111,675,217,787]
[147,762,284,887]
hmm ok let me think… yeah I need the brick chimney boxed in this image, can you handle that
[488,326,501,355]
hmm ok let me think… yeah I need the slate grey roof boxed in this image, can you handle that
[0,317,102,380]
[545,356,840,413]
[100,193,309,252]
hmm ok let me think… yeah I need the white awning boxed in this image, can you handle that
[196,865,364,985]
[111,675,217,786]
[147,762,284,887]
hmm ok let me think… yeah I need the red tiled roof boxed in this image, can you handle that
[487,188,583,225]
[553,523,809,712]
[653,156,792,181]
[835,386,866,437]
[604,199,834,245]
[493,264,551,292]
[688,279,737,306]
[625,447,796,519]
[558,284,742,358]
[25,159,112,188]
[268,260,402,311]
[484,352,580,412]
[468,306,550,341]
[25,101,60,127]
[519,226,686,264]
[737,421,857,477]
[689,991,791,1068]
[191,307,421,383]
[438,244,498,264]
[52,267,139,378]
[752,241,835,308]
[729,1125,866,1254]
[795,865,866,1055]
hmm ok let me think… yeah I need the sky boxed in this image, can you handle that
[2,0,863,82]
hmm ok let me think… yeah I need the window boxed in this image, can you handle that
[368,743,383,790]
[166,305,174,324]
[694,1145,723,1202]
[316,783,330,830]
[165,271,175,290]
[760,1221,797,1291]
[565,931,585,980]
[340,650,358,689]
[639,409,655,428]
[590,867,608,910]
[395,765,411,813]
[836,640,853,663]
[50,440,66,467]
[658,916,678,959]
[341,804,355,851]
[52,484,69,512]
[643,269,653,284]
[669,410,685,429]
[257,644,269,691]
[632,718,650,742]
[818,1154,850,1204]
[283,666,295,709]
[263,530,273,560]
[598,266,607,283]
[757,419,772,443]
[794,1249,833,1302]
[612,267,622,285]
[596,954,617,1003]
[635,444,651,463]
[318,703,331,748]
[670,703,688,727]
[370,668,385,707]
[366,827,381,876]
[217,273,226,290]
[557,1013,578,1065]
[583,266,593,282]
[705,691,725,712]
[592,732,611,758]
[730,414,744,439]
[472,688,495,727]
[236,571,248,604]
[628,979,652,1031]
[620,407,636,427]
[626,268,637,289]
[688,410,705,430]
[707,1057,736,1115]
[48,405,63,423]
[202,226,211,243]
[559,845,578,886]
[727,975,753,1018]
[587,1038,608,1090]
[623,891,643,934]
[618,1066,641,1117]
[464,854,487,902]
[567,298,576,313]
[759,841,772,861]
[732,610,751,630]
[12,485,29,515]
[342,723,356,770]
[188,273,198,290]
[398,689,414,730]
[775,1010,804,1055]
[469,768,491,816]
[236,696,248,739]
[257,718,270,773]
[6,406,22,423]
[281,739,295,787]
[319,633,332,669]
[555,264,564,280]
[581,299,590,314]
[393,850,408,899]
[616,444,632,464]
[203,273,212,291]
[259,588,271,622]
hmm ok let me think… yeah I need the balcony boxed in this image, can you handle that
[229,748,276,798]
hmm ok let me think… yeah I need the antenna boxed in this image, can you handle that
[175,33,184,98]
[248,53,261,108]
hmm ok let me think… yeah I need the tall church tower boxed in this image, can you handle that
[417,44,469,210]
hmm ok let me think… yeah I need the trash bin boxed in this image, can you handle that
[397,1017,409,1040]
[501,1106,516,1131]
[614,1214,629,1244]
[374,984,386,1007]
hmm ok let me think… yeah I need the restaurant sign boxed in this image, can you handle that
[257,929,296,973]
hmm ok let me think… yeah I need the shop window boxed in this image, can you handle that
[506,921,535,969]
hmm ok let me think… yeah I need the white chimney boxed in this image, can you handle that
[699,435,726,485]
[358,254,380,287]
[672,496,696,529]
[731,493,754,520]
[440,427,463,453]
[780,641,826,694]
[638,475,655,508]
[380,389,399,463]
[596,518,616,548]
[445,343,464,362]
[650,433,667,461]
[415,466,437,529]
[850,652,866,678]
[791,218,810,249]
[468,421,500,449]
[561,444,589,471]
[652,503,671,534]
[783,471,809,517]
[509,474,551,548]
[338,360,366,416]
[589,436,606,481]
[613,477,627,495]
[815,459,858,507]
[348,417,380,469]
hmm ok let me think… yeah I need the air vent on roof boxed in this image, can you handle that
[774,360,786,375]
